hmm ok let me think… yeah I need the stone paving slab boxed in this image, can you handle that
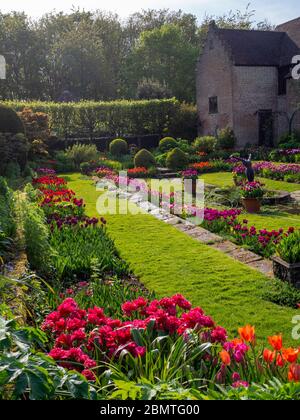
[247,259,274,277]
[211,240,239,254]
[227,247,263,264]
[291,191,300,203]
[184,227,224,244]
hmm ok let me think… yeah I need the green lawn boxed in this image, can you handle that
[66,173,299,345]
[200,172,300,193]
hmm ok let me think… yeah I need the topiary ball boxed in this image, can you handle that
[0,105,25,134]
[134,149,156,169]
[109,138,128,156]
[159,137,177,153]
[166,147,188,170]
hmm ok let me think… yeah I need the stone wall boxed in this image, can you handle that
[276,18,300,47]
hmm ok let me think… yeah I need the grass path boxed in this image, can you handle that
[66,173,298,345]
[200,172,300,193]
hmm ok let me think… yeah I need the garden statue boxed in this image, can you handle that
[231,154,255,182]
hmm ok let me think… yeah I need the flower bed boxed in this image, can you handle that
[43,293,300,388]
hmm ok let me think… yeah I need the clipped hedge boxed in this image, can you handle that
[109,138,128,156]
[2,99,197,140]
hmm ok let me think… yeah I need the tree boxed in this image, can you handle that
[122,24,198,102]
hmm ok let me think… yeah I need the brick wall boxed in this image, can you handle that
[232,66,278,147]
[196,29,233,138]
[277,18,300,47]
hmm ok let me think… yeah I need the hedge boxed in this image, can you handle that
[2,99,197,140]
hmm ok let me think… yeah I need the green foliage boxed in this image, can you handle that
[217,127,236,150]
[277,231,300,264]
[123,24,199,102]
[263,278,300,309]
[166,147,188,170]
[136,78,171,100]
[0,105,24,134]
[54,151,76,173]
[64,143,98,170]
[0,133,29,176]
[159,137,177,153]
[0,177,16,238]
[109,138,128,156]
[194,136,217,153]
[134,149,156,168]
[0,316,94,400]
[49,225,128,283]
[5,99,195,140]
[22,198,52,275]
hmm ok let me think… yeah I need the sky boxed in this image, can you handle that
[0,0,299,25]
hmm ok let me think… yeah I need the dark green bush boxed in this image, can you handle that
[159,137,177,153]
[109,138,128,156]
[217,127,236,150]
[134,149,156,168]
[166,147,188,170]
[0,133,28,176]
[263,278,300,308]
[0,105,25,134]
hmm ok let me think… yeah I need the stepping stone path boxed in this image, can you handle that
[95,179,274,278]
[291,190,300,203]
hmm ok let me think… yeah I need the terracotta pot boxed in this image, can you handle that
[242,197,261,213]
[272,256,300,289]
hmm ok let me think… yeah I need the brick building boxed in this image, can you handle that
[196,19,300,148]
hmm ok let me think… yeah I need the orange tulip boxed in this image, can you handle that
[282,348,299,364]
[231,338,244,347]
[288,364,300,382]
[238,325,256,343]
[220,350,231,366]
[263,348,275,364]
[268,335,283,351]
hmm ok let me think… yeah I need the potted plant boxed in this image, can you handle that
[273,230,300,288]
[181,169,198,196]
[240,181,264,213]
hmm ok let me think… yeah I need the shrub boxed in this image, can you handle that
[166,148,188,170]
[159,137,177,153]
[134,149,156,169]
[277,231,300,264]
[64,143,98,170]
[22,199,52,275]
[109,138,128,156]
[0,105,25,134]
[54,151,76,173]
[0,133,28,175]
[263,278,300,309]
[217,127,236,150]
[194,136,217,153]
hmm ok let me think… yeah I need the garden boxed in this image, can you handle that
[1,101,300,401]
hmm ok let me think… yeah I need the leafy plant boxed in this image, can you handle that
[65,143,99,170]
[277,231,300,264]
[193,136,217,154]
[0,316,94,400]
[217,127,236,150]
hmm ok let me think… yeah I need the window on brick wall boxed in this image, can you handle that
[278,66,288,95]
[209,96,218,114]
